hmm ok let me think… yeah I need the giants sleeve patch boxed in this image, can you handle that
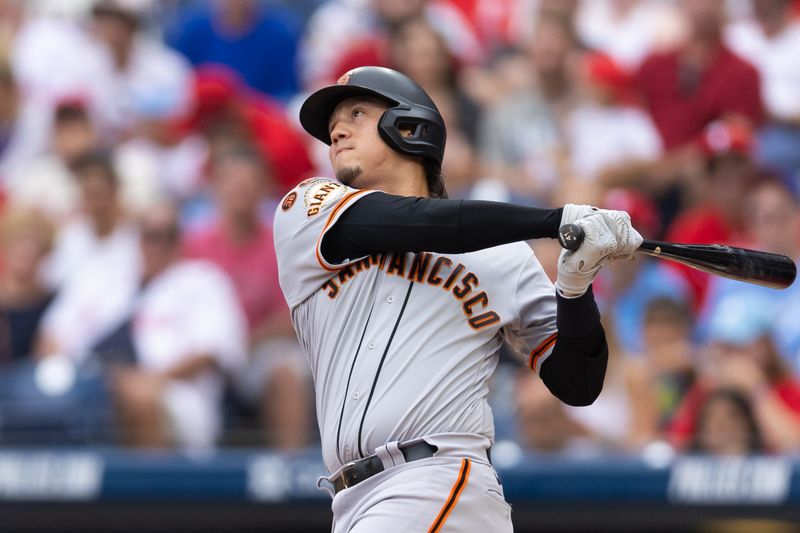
[304,179,346,217]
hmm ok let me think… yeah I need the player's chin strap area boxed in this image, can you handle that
[316,439,438,498]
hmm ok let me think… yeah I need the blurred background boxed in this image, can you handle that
[0,0,799,531]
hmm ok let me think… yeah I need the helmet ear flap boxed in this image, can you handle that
[377,105,446,164]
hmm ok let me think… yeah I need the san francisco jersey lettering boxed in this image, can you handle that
[273,178,557,473]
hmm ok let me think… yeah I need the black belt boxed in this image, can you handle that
[331,441,437,495]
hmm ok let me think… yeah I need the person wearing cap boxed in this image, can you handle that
[273,65,642,531]
[635,0,763,152]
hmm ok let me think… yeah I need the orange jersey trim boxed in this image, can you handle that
[529,332,558,371]
[427,459,471,533]
[315,189,371,272]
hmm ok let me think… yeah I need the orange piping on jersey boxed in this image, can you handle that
[427,459,471,533]
[315,189,372,272]
[529,333,558,371]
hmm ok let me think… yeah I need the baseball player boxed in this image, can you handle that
[273,66,641,532]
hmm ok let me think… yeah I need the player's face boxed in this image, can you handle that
[327,96,401,187]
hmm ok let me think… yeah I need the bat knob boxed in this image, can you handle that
[558,223,585,251]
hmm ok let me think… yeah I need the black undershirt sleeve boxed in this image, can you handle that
[320,192,562,264]
[539,287,608,406]
[322,190,607,406]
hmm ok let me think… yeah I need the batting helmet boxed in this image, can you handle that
[299,66,446,166]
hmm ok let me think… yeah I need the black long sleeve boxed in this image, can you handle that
[539,287,608,407]
[321,192,562,264]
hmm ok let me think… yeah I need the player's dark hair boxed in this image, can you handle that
[425,160,448,199]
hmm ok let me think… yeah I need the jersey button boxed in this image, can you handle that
[387,295,395,303]
[368,341,376,350]
[352,391,360,400]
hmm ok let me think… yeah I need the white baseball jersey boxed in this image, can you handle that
[273,178,558,474]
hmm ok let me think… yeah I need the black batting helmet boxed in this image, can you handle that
[299,66,446,166]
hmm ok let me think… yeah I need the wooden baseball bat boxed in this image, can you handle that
[557,223,797,290]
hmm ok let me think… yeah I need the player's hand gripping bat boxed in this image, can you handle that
[557,224,797,290]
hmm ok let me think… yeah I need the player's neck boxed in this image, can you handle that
[361,164,429,198]
[377,179,429,198]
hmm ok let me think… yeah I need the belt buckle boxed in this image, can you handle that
[339,460,361,489]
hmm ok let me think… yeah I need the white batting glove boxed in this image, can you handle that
[598,209,643,262]
[555,214,619,298]
[561,204,599,226]
[562,204,643,261]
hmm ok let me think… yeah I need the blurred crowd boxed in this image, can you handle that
[0,0,798,459]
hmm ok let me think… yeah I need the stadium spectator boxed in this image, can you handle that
[0,209,55,362]
[563,52,662,187]
[168,0,301,103]
[388,18,480,143]
[669,294,800,454]
[698,177,800,372]
[184,148,311,449]
[113,85,207,203]
[186,65,313,193]
[725,0,800,190]
[39,202,247,451]
[479,11,581,204]
[635,0,763,151]
[8,5,113,159]
[624,297,697,448]
[89,0,194,139]
[299,0,483,90]
[689,388,765,455]
[43,150,138,288]
[4,99,96,221]
[576,0,684,69]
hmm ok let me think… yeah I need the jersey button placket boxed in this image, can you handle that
[352,391,360,400]
[387,295,395,303]
[368,341,376,350]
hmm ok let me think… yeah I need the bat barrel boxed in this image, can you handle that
[638,240,797,290]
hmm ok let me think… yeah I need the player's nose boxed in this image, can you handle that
[329,122,350,144]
